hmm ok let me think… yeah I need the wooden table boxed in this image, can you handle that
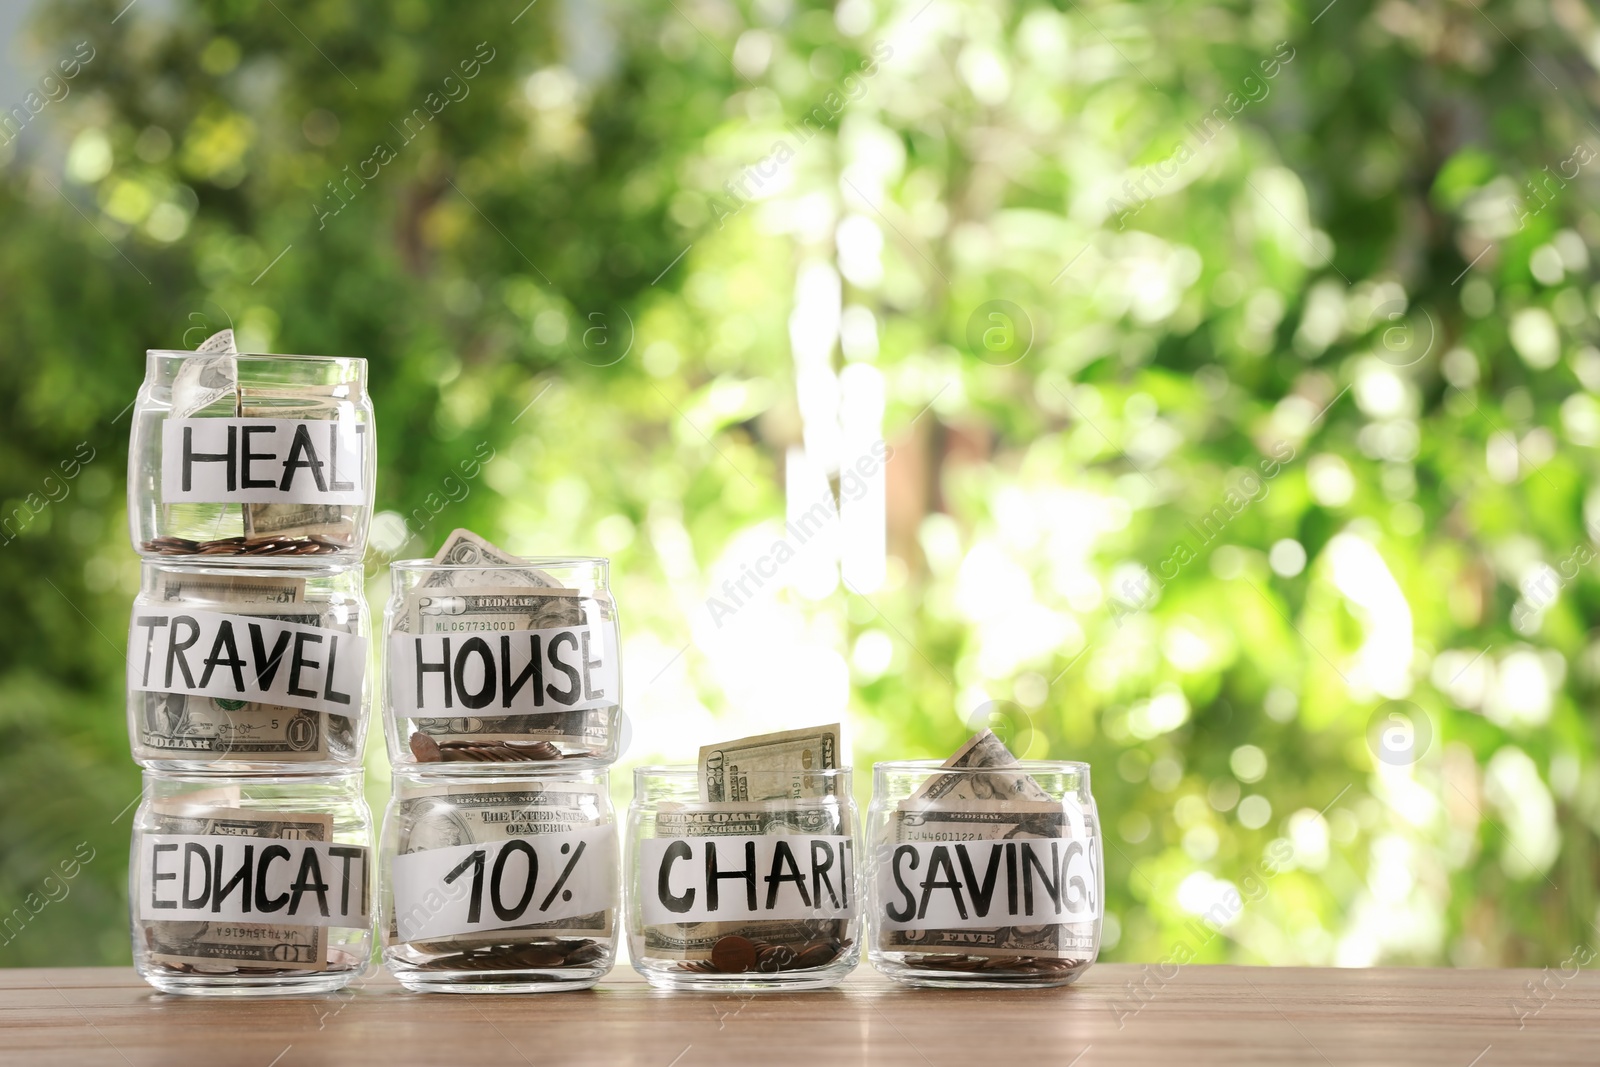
[5,964,1593,1066]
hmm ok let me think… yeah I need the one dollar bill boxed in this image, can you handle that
[698,723,841,803]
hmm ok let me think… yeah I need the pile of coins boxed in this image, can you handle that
[677,934,852,975]
[407,735,565,763]
[142,534,348,556]
[412,939,607,972]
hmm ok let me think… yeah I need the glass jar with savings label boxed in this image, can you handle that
[129,771,374,996]
[384,557,622,769]
[128,349,374,559]
[625,766,861,990]
[866,760,1101,988]
[127,559,368,772]
[380,768,619,993]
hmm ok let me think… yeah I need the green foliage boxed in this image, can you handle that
[2,0,1598,968]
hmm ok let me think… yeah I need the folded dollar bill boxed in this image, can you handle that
[698,723,841,803]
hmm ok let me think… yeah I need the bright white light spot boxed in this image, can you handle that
[1230,744,1268,783]
[1269,539,1307,577]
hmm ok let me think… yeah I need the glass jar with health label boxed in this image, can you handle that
[625,765,861,990]
[384,557,622,769]
[379,768,619,993]
[129,770,374,996]
[127,559,368,773]
[128,346,374,560]
[865,759,1102,988]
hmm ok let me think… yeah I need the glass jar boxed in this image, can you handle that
[866,760,1101,988]
[127,559,368,772]
[384,558,621,770]
[380,768,619,993]
[128,351,374,559]
[625,766,860,991]
[129,771,374,996]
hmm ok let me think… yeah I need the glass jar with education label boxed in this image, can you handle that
[625,765,861,991]
[128,349,374,560]
[380,768,619,993]
[384,557,622,770]
[866,760,1102,988]
[127,559,369,773]
[129,770,374,996]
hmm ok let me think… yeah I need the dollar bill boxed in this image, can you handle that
[154,570,304,604]
[170,330,240,419]
[143,804,331,972]
[238,391,360,545]
[907,729,1053,805]
[390,781,613,948]
[699,724,841,803]
[132,601,360,763]
[399,587,614,749]
[875,802,1098,961]
[642,801,850,960]
[423,528,563,591]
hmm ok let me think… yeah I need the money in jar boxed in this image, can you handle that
[384,533,623,769]
[127,558,368,772]
[865,732,1103,988]
[380,768,619,992]
[129,771,374,995]
[127,335,375,560]
[625,724,861,990]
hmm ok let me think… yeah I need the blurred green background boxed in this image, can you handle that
[3,0,1599,970]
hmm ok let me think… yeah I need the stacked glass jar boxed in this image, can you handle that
[377,555,623,992]
[125,345,377,995]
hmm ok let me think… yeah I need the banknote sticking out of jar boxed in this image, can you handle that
[126,558,368,773]
[129,771,374,996]
[380,768,619,993]
[128,331,375,560]
[625,724,861,991]
[384,531,622,769]
[866,731,1102,988]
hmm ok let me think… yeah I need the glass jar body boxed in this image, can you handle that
[128,351,374,560]
[380,768,619,993]
[127,559,369,773]
[383,558,622,771]
[129,771,375,996]
[866,760,1102,988]
[625,765,861,991]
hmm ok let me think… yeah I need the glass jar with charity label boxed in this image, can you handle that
[865,760,1102,988]
[129,770,374,996]
[383,557,622,770]
[379,768,619,993]
[625,765,861,990]
[127,559,369,773]
[128,349,374,560]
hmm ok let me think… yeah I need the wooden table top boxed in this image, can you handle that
[4,964,1592,1066]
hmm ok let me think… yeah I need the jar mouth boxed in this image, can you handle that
[872,758,1091,774]
[389,557,609,569]
[633,764,854,779]
[146,350,365,366]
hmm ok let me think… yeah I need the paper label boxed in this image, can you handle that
[388,624,617,716]
[129,608,366,716]
[875,835,1099,930]
[137,834,369,927]
[639,834,854,924]
[161,418,366,504]
[390,824,616,941]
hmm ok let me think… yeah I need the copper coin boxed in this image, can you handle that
[710,935,757,973]
[795,942,837,969]
[409,733,442,761]
[503,740,563,761]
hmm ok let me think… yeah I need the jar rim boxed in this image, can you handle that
[633,763,854,779]
[146,349,366,367]
[872,758,1091,773]
[389,556,610,569]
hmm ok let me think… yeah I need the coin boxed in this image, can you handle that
[710,934,758,974]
